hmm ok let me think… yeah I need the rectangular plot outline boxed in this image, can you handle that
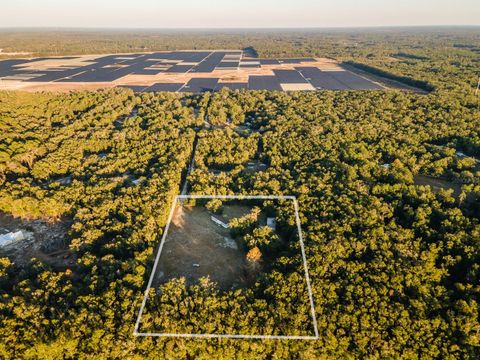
[134,194,319,340]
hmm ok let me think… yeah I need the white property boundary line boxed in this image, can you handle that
[134,194,319,340]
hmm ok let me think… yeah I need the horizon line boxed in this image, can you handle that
[0,25,479,31]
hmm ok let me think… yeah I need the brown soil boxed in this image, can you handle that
[155,205,252,291]
[2,82,117,93]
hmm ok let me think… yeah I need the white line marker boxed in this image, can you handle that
[133,195,178,335]
[293,197,319,339]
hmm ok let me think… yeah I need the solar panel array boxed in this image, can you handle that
[0,51,383,92]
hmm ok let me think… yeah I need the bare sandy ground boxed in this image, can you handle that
[155,205,250,290]
[0,50,33,56]
[18,55,100,70]
[0,81,117,93]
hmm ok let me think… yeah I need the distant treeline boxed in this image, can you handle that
[393,52,430,60]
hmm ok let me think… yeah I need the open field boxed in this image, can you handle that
[0,50,388,92]
[155,204,251,290]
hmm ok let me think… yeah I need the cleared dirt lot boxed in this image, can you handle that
[0,212,74,270]
[154,204,253,291]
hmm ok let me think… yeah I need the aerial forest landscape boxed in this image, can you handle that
[0,1,479,358]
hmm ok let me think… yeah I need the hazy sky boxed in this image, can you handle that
[2,0,479,28]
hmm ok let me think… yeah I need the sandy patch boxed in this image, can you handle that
[155,205,249,290]
[280,83,316,91]
[0,51,33,56]
[14,55,100,70]
[3,81,116,93]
